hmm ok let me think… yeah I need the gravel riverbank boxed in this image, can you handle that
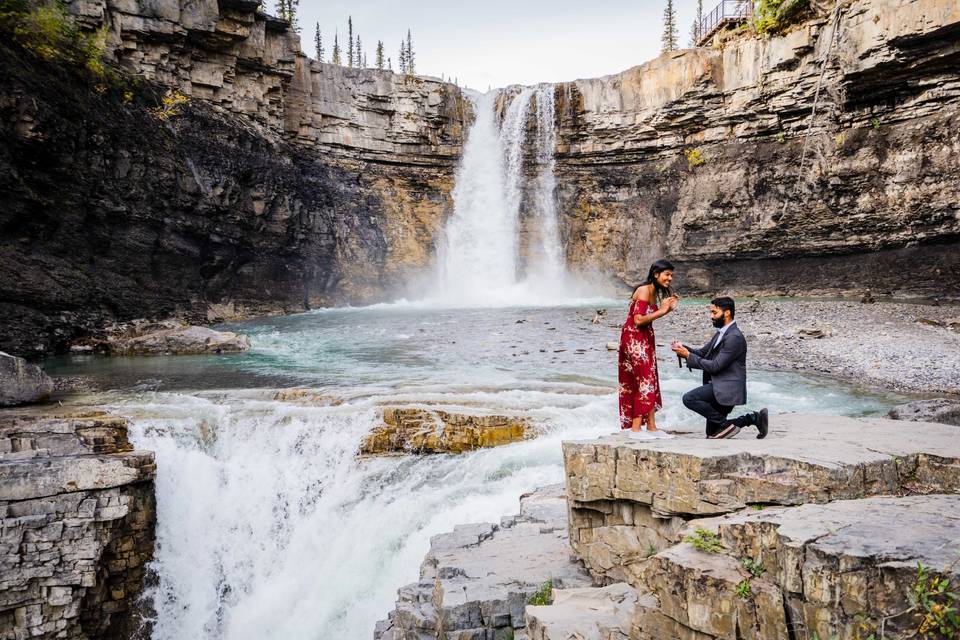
[655,299,960,396]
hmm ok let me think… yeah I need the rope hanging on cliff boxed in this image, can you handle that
[788,1,849,206]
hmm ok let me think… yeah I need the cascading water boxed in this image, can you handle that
[527,84,565,283]
[434,86,573,306]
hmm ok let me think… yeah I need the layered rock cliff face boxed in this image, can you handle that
[0,409,156,640]
[549,0,960,296]
[0,0,467,357]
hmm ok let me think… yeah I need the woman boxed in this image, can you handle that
[618,259,679,437]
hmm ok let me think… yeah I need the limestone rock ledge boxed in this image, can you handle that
[563,414,960,587]
[72,319,250,356]
[0,409,156,640]
[639,495,960,640]
[374,485,593,640]
[0,352,54,407]
[360,408,535,455]
[526,583,648,640]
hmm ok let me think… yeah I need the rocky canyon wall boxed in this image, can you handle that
[0,0,468,357]
[551,0,960,297]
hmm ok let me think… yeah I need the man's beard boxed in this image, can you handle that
[712,317,725,329]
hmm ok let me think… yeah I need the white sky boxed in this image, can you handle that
[293,0,701,90]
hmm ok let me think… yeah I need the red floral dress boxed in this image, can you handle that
[618,298,662,428]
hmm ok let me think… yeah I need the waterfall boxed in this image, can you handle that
[528,84,565,283]
[433,86,569,306]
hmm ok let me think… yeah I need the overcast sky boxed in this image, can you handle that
[293,0,702,91]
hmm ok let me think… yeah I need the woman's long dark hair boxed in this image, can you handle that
[638,259,675,302]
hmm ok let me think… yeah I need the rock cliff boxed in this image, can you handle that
[0,409,155,640]
[547,0,960,296]
[0,0,468,357]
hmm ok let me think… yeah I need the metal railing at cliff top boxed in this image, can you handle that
[697,0,754,45]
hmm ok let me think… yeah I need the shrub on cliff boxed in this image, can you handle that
[753,0,811,35]
[0,0,108,77]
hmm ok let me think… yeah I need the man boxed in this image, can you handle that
[671,297,768,439]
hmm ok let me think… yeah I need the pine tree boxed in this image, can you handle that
[356,35,363,67]
[398,40,407,74]
[405,28,415,75]
[661,0,678,53]
[332,31,341,65]
[375,40,385,69]
[689,0,704,46]
[387,56,392,72]
[347,16,354,67]
[274,0,299,30]
[314,23,324,61]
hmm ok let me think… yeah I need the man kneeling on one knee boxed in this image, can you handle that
[671,297,769,439]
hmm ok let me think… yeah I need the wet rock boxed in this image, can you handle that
[888,398,960,426]
[76,320,251,356]
[638,495,960,640]
[563,414,960,585]
[374,485,594,640]
[0,351,54,407]
[271,388,343,405]
[360,407,535,455]
[795,326,831,339]
[0,408,156,639]
[526,583,647,640]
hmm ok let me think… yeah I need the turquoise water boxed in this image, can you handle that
[47,303,897,640]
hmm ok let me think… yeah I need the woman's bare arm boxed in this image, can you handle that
[632,286,677,327]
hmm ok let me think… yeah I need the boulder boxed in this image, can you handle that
[73,320,251,356]
[360,407,535,455]
[888,398,960,426]
[0,351,54,406]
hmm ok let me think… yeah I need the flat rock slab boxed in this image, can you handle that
[361,407,535,455]
[375,485,593,640]
[563,413,960,584]
[0,352,53,407]
[526,583,649,640]
[565,413,960,517]
[639,495,960,640]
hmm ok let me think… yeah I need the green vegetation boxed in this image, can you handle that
[528,580,553,606]
[735,579,752,599]
[741,557,767,578]
[150,89,189,120]
[0,0,109,78]
[684,148,705,170]
[871,117,882,129]
[645,544,658,558]
[683,527,724,553]
[776,132,786,144]
[753,0,810,35]
[910,562,959,638]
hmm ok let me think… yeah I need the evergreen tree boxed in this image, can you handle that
[356,35,363,67]
[689,0,704,46]
[405,29,415,75]
[275,0,298,30]
[332,31,341,65]
[347,16,354,67]
[661,0,678,53]
[398,40,407,74]
[314,22,324,61]
[375,40,385,69]
[387,56,392,72]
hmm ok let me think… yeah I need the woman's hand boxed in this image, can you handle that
[663,295,680,313]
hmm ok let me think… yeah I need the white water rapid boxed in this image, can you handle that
[434,86,579,307]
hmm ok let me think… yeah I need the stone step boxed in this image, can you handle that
[637,494,960,640]
[562,413,960,584]
[374,485,593,639]
[525,583,649,640]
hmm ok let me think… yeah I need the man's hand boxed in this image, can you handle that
[671,340,689,358]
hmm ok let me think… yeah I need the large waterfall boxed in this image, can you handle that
[434,85,570,306]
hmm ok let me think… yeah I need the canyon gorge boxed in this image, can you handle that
[2,0,960,639]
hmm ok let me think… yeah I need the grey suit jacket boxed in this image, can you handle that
[684,324,747,406]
